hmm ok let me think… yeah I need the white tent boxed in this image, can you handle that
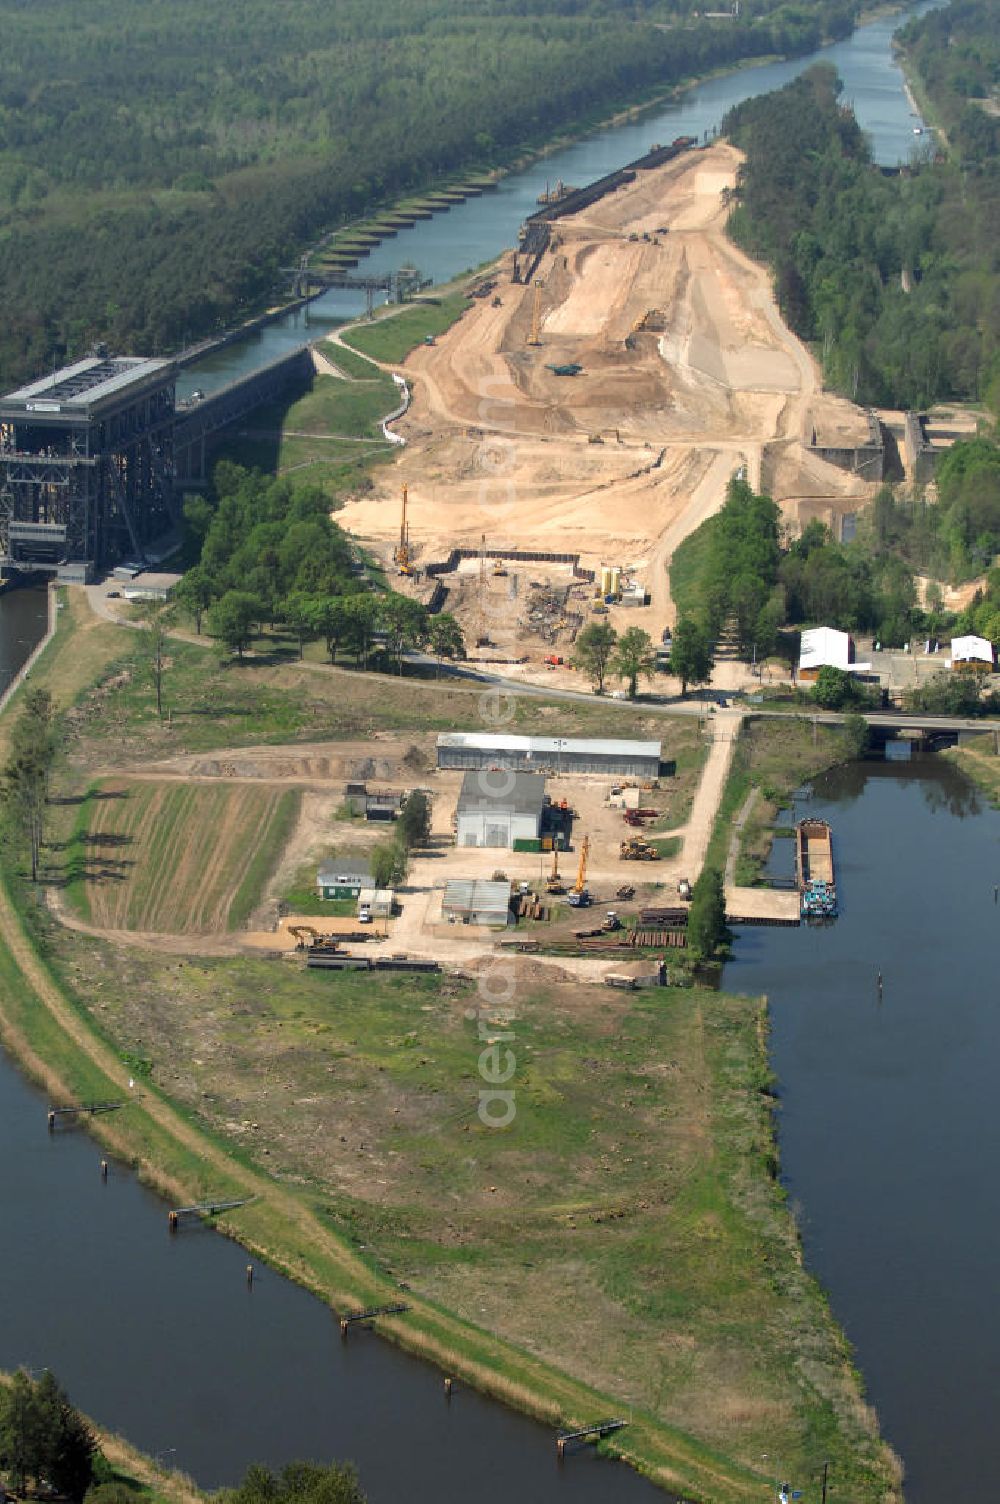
[950,635,994,669]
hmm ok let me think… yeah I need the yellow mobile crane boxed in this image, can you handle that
[567,834,591,907]
[545,844,565,895]
[393,485,413,575]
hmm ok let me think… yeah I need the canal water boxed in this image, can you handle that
[0,1051,664,1502]
[724,756,1000,1503]
[176,0,943,400]
[0,583,49,695]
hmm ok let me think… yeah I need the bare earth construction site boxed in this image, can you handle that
[338,141,876,658]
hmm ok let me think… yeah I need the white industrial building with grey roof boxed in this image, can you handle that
[437,732,661,780]
[455,770,546,848]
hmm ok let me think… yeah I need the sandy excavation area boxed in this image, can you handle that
[337,142,874,660]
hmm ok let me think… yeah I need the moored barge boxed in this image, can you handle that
[797,818,838,919]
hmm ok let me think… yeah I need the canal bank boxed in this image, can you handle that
[724,753,1000,1503]
[176,0,944,400]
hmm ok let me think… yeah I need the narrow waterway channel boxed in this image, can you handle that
[0,583,48,692]
[0,1049,665,1502]
[724,755,1000,1503]
[176,0,944,400]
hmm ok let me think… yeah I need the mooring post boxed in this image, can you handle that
[340,1317,349,1337]
[168,1210,178,1232]
[47,1110,55,1132]
[556,1438,565,1461]
[246,1264,254,1288]
[444,1377,453,1399]
[100,1159,108,1179]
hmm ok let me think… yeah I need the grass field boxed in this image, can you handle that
[340,292,472,364]
[210,368,399,498]
[68,780,299,933]
[0,591,902,1501]
[39,931,898,1500]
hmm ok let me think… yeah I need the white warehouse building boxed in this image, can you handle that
[455,770,546,849]
[437,731,661,780]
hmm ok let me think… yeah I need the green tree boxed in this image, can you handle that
[687,866,728,960]
[2,687,57,882]
[611,626,656,698]
[134,598,175,718]
[221,1460,365,1504]
[174,564,215,634]
[370,840,408,889]
[342,595,379,669]
[208,591,264,660]
[303,595,353,664]
[812,665,860,710]
[182,493,214,548]
[380,594,429,673]
[903,670,983,716]
[33,1370,95,1502]
[398,789,432,849]
[0,1370,94,1501]
[668,618,713,695]
[427,613,466,674]
[573,621,618,694]
[843,712,871,759]
[282,591,319,659]
[0,1370,44,1493]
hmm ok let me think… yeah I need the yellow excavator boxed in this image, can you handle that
[567,835,591,907]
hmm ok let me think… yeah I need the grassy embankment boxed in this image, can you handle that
[942,732,1000,805]
[206,287,472,503]
[338,291,473,365]
[704,717,859,883]
[0,591,901,1503]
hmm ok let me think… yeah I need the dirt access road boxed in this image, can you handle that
[338,142,869,653]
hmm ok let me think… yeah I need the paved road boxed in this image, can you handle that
[407,655,996,735]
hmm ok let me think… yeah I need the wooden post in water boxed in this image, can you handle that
[444,1377,453,1399]
[246,1264,254,1288]
[100,1159,108,1179]
[47,1111,55,1131]
[168,1210,178,1232]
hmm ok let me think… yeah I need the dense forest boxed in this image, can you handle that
[722,47,1000,408]
[670,472,1000,663]
[0,0,855,387]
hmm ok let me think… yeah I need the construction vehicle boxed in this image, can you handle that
[545,859,565,894]
[288,924,321,949]
[615,884,635,901]
[545,846,566,895]
[620,837,661,861]
[393,485,413,575]
[492,558,507,577]
[678,877,692,901]
[567,835,591,907]
[603,911,621,932]
[288,924,343,954]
